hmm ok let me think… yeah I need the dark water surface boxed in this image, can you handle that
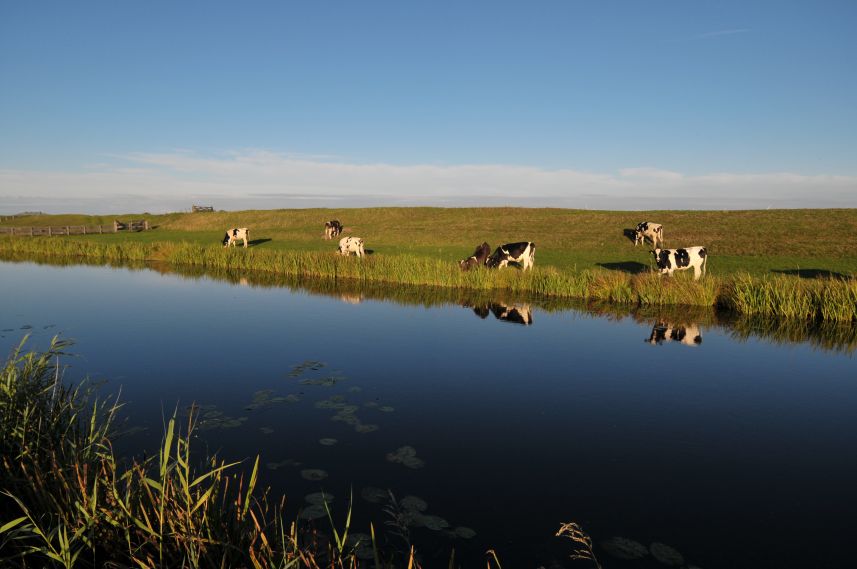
[1,258,855,568]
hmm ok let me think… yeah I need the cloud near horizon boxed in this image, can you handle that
[1,150,855,214]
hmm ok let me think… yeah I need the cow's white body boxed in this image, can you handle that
[635,222,664,248]
[652,246,707,280]
[487,242,536,270]
[338,236,365,257]
[223,227,250,248]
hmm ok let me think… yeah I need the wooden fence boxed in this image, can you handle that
[0,220,149,237]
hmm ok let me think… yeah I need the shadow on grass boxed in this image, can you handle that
[249,238,272,247]
[771,268,852,280]
[622,228,637,244]
[597,261,650,274]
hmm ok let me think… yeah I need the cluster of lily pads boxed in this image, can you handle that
[315,395,381,434]
[385,445,425,469]
[360,487,476,541]
[244,389,300,411]
[191,404,248,431]
[601,536,699,568]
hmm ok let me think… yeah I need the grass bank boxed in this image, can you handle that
[0,339,597,568]
[2,207,856,321]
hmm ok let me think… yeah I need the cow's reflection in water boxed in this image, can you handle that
[339,294,363,305]
[468,303,533,326]
[647,321,702,346]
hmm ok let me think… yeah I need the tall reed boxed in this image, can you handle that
[2,238,856,321]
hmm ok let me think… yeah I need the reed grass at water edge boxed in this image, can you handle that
[1,237,856,321]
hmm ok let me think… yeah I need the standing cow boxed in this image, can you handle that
[222,227,250,248]
[652,246,707,280]
[634,222,664,248]
[338,236,365,257]
[324,220,343,240]
[459,242,491,271]
[486,242,536,270]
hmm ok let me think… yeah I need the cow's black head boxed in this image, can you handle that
[652,249,672,272]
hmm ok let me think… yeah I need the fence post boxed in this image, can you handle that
[30,227,33,236]
[113,220,119,232]
[83,226,87,235]
[65,226,70,235]
[48,226,52,236]
[144,220,149,231]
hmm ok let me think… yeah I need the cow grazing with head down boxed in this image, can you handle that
[338,236,365,257]
[652,246,707,280]
[459,242,491,271]
[222,228,250,248]
[635,222,664,248]
[487,242,536,270]
[324,220,343,240]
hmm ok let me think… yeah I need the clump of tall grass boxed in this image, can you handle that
[0,338,385,568]
[722,273,857,322]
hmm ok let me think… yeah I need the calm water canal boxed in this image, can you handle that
[1,258,855,568]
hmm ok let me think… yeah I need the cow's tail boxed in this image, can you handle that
[700,247,708,276]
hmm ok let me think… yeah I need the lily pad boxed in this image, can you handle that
[260,427,275,434]
[266,458,301,471]
[298,504,327,520]
[400,496,428,512]
[360,486,388,503]
[378,406,395,413]
[650,542,684,566]
[355,423,379,434]
[454,526,477,539]
[601,537,648,560]
[304,492,334,505]
[386,446,425,469]
[319,438,338,446]
[421,515,449,531]
[300,469,329,481]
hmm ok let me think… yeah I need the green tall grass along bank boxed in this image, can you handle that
[2,237,856,321]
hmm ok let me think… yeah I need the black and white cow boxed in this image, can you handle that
[324,220,343,240]
[459,242,491,271]
[652,246,707,280]
[634,222,664,248]
[222,227,250,248]
[486,242,536,270]
[647,322,702,346]
[338,236,365,257]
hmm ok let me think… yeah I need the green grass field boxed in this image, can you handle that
[3,207,856,276]
[2,208,856,320]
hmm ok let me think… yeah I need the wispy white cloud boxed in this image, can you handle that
[1,150,855,213]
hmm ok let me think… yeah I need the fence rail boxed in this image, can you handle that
[0,220,149,237]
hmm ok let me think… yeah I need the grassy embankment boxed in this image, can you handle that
[0,339,596,568]
[2,208,856,320]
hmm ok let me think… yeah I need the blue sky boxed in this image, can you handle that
[1,0,855,212]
